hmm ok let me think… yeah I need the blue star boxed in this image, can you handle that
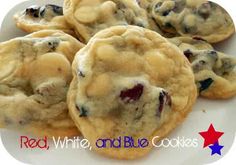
[209,142,224,156]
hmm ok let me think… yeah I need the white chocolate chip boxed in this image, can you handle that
[186,0,205,8]
[87,73,113,97]
[75,6,98,23]
[96,45,119,62]
[100,1,117,14]
[183,14,196,27]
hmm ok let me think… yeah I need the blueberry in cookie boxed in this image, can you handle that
[67,26,197,159]
[169,37,236,99]
[14,4,75,36]
[140,0,235,43]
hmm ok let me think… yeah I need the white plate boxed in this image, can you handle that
[0,0,235,165]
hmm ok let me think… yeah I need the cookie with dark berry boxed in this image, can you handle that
[14,4,75,36]
[169,37,236,99]
[67,26,197,159]
[140,0,235,43]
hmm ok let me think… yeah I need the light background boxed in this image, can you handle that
[0,0,235,164]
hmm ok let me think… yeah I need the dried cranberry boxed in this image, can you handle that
[78,70,85,78]
[25,6,40,17]
[120,84,144,103]
[183,49,193,60]
[157,90,171,117]
[192,37,207,42]
[199,78,214,93]
[76,105,88,117]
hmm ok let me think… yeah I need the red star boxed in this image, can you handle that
[199,124,224,148]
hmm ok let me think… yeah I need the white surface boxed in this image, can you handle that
[0,0,235,165]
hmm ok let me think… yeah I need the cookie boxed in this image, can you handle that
[141,0,235,43]
[63,0,150,43]
[137,0,178,38]
[68,26,197,159]
[14,4,75,36]
[169,37,236,99]
[169,36,213,50]
[0,30,84,137]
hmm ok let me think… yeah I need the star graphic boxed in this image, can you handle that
[199,124,224,148]
[209,142,224,155]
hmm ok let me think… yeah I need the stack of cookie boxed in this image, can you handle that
[0,0,234,159]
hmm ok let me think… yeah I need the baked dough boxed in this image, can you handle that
[140,0,235,43]
[169,37,236,99]
[138,0,178,38]
[14,4,75,36]
[0,30,84,137]
[64,0,150,42]
[68,26,197,159]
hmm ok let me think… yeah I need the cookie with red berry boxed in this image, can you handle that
[67,26,197,159]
